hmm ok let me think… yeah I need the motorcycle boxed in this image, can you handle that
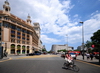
[63,60,80,72]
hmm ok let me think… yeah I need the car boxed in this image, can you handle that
[26,52,41,56]
[61,53,65,58]
[95,54,99,59]
[26,53,35,56]
[69,53,77,59]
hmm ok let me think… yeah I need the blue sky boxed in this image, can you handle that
[0,0,100,51]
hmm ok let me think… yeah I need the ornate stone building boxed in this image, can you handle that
[33,23,43,51]
[0,1,41,54]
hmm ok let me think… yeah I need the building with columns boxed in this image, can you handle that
[0,1,41,55]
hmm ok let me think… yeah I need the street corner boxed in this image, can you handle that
[0,57,12,62]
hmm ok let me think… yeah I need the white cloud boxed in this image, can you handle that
[41,35,60,44]
[1,0,100,50]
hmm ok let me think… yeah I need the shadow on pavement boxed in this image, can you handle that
[88,62,100,65]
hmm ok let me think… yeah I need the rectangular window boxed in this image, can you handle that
[17,27,21,31]
[11,25,16,29]
[22,34,25,36]
[27,42,29,44]
[0,17,2,19]
[22,38,25,40]
[22,29,26,33]
[17,36,20,39]
[22,41,25,44]
[17,40,20,43]
[11,30,15,33]
[11,39,15,43]
[11,35,15,37]
[17,32,21,35]
[0,23,2,26]
[4,23,9,28]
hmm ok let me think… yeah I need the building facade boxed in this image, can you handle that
[51,44,73,53]
[77,45,87,51]
[33,23,43,51]
[0,1,40,55]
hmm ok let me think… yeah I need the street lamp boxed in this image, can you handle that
[80,22,84,60]
[66,34,68,51]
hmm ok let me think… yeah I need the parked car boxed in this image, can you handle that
[26,53,35,56]
[69,53,77,59]
[26,52,41,56]
[95,54,99,59]
[61,53,65,58]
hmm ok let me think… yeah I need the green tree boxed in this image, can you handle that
[91,29,100,51]
[42,49,46,52]
[85,40,92,48]
[91,29,100,64]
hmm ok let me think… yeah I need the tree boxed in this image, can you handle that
[91,29,100,51]
[42,49,46,52]
[85,40,92,48]
[91,29,100,64]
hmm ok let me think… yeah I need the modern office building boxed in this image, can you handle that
[0,1,41,55]
[51,44,73,53]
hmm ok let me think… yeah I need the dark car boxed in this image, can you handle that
[26,52,41,56]
[26,53,35,56]
[35,53,41,55]
[95,54,99,59]
[61,53,65,58]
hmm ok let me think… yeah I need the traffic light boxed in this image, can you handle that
[91,45,95,48]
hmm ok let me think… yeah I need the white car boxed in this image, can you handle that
[69,53,77,59]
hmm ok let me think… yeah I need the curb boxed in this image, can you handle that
[0,57,9,61]
[76,59,100,66]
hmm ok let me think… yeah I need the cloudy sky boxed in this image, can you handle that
[0,0,100,51]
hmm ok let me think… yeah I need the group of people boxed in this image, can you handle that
[86,53,94,60]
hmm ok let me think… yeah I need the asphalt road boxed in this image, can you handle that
[0,55,100,73]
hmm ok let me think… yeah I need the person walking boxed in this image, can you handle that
[90,53,94,60]
[86,53,90,60]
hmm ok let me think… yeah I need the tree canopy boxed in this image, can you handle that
[91,29,100,46]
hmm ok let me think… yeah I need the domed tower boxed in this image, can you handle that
[26,14,31,25]
[3,0,11,14]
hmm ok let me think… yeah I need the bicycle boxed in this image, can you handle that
[63,60,80,72]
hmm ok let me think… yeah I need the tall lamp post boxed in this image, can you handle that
[80,22,84,60]
[66,34,68,51]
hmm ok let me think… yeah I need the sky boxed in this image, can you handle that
[0,0,100,51]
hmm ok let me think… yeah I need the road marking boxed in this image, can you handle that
[16,55,59,59]
[76,59,100,67]
[0,58,12,62]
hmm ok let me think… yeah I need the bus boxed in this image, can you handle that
[68,51,81,55]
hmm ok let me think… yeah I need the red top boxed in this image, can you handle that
[65,54,73,60]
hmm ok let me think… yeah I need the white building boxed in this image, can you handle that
[51,44,73,53]
[77,45,87,51]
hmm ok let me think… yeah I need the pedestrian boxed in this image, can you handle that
[86,53,90,60]
[4,50,7,57]
[90,53,94,60]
